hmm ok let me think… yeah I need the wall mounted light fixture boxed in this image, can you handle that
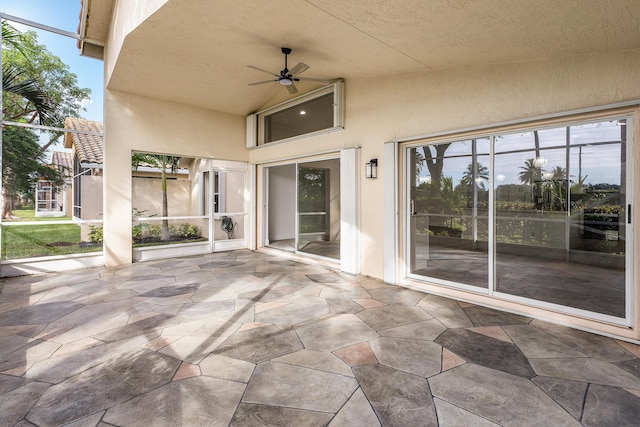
[365,158,378,179]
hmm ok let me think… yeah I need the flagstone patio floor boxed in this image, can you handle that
[1,249,640,426]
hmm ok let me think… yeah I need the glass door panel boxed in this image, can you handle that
[494,121,627,318]
[409,139,489,289]
[296,159,340,260]
[213,170,246,247]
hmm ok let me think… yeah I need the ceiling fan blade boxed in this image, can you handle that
[288,62,310,76]
[249,79,278,86]
[297,77,333,83]
[247,65,279,77]
[286,82,299,95]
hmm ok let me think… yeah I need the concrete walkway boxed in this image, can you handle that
[1,250,639,426]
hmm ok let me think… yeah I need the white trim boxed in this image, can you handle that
[0,13,79,39]
[252,81,345,147]
[384,141,398,284]
[340,147,360,275]
[1,252,103,277]
[388,100,640,145]
[132,241,209,262]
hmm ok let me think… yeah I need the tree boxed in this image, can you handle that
[131,153,182,240]
[2,126,66,218]
[421,143,451,187]
[518,158,543,186]
[2,21,91,217]
[461,162,489,189]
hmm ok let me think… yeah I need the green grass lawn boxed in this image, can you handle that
[2,210,101,260]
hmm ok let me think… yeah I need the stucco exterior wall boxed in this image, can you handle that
[103,90,247,265]
[105,0,168,86]
[250,50,640,280]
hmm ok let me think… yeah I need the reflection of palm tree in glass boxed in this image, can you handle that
[461,163,489,189]
[518,159,543,185]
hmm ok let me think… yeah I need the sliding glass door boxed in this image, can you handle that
[407,117,632,322]
[409,139,489,290]
[266,158,341,261]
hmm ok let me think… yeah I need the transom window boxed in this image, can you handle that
[248,81,344,147]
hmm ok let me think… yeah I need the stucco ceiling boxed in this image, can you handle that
[86,0,640,116]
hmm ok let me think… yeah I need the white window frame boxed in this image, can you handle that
[247,80,345,148]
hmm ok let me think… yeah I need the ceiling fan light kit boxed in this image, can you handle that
[248,47,330,95]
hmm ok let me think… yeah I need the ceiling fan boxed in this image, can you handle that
[248,47,331,95]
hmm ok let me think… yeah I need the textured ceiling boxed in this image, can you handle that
[90,0,640,115]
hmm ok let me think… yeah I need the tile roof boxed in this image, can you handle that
[51,151,73,178]
[64,117,104,165]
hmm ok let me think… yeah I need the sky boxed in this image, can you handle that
[1,0,104,123]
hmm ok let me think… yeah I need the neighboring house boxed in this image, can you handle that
[34,151,72,217]
[63,117,190,221]
[70,1,640,342]
[64,117,105,220]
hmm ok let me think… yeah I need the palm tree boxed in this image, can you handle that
[461,162,489,188]
[2,21,54,125]
[518,158,543,185]
[131,153,181,240]
[2,64,55,124]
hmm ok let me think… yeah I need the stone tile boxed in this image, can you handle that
[462,305,532,326]
[0,301,83,326]
[0,374,30,395]
[306,273,346,284]
[353,364,437,426]
[442,348,466,371]
[367,286,426,305]
[199,354,256,383]
[103,376,245,426]
[91,313,170,343]
[255,301,330,325]
[0,339,61,372]
[370,337,442,378]
[582,384,640,427]
[25,338,145,384]
[352,298,386,309]
[436,328,535,378]
[530,357,640,389]
[172,362,201,381]
[142,335,180,351]
[27,350,179,426]
[214,325,303,363]
[467,326,512,343]
[159,335,228,364]
[502,325,587,358]
[243,362,358,412]
[433,397,500,427]
[295,316,378,352]
[161,316,241,338]
[333,342,377,366]
[62,411,106,427]
[615,358,640,378]
[328,388,381,427]
[231,403,333,426]
[379,318,446,341]
[326,298,365,314]
[238,322,270,331]
[357,305,433,331]
[418,295,474,328]
[273,349,353,376]
[532,376,588,420]
[531,320,635,362]
[429,364,580,426]
[319,286,371,299]
[0,381,50,427]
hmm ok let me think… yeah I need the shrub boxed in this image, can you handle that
[173,223,201,239]
[88,225,104,243]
